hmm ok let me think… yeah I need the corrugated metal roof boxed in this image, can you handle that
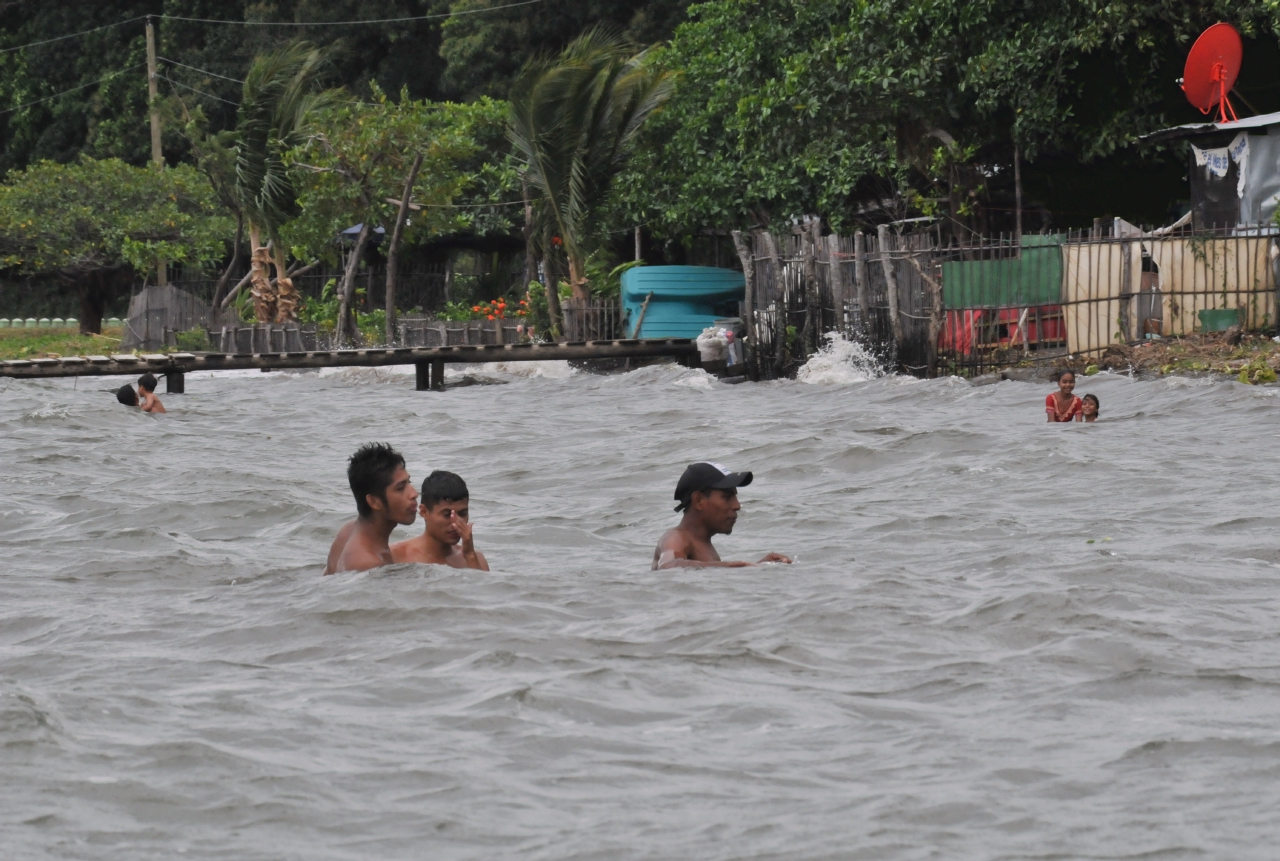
[1141,111,1280,143]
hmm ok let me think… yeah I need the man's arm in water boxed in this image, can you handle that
[652,529,791,569]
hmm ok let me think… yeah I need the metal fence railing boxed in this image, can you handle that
[561,299,623,342]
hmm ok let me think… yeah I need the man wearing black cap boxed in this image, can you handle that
[652,461,792,569]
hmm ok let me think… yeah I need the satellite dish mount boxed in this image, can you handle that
[1182,22,1243,123]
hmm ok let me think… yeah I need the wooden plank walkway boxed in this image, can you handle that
[0,339,701,391]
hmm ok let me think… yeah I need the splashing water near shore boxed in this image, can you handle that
[795,331,884,384]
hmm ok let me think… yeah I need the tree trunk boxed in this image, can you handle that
[568,254,590,302]
[335,222,372,346]
[273,242,297,323]
[542,256,562,339]
[877,224,905,350]
[211,213,243,308]
[385,151,424,345]
[248,223,276,323]
[853,230,870,332]
[77,272,107,335]
[521,178,536,298]
[731,229,756,379]
[758,230,785,377]
[804,219,822,355]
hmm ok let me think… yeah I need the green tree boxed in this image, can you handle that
[285,91,508,342]
[615,0,1280,239]
[509,29,673,301]
[0,1,689,174]
[0,158,230,333]
[437,0,691,98]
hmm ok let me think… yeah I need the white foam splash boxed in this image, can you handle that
[795,333,884,385]
[673,369,716,390]
[474,360,575,379]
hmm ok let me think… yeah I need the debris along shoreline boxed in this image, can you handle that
[977,328,1280,386]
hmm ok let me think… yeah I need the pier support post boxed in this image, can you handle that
[415,361,430,391]
[165,371,185,394]
[431,359,446,391]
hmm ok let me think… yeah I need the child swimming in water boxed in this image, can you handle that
[1045,370,1082,422]
[115,384,138,407]
[1079,393,1099,422]
[137,374,166,413]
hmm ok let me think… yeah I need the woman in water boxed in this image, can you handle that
[1045,370,1082,422]
[1078,393,1099,423]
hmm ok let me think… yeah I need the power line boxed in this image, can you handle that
[0,63,146,116]
[161,0,543,27]
[0,1,540,58]
[0,16,146,54]
[158,57,244,84]
[157,74,239,107]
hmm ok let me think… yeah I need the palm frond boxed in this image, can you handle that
[509,28,673,273]
[235,42,337,237]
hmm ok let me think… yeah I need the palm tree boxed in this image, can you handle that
[235,43,334,323]
[509,29,673,303]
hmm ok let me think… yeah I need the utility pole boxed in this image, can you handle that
[145,16,167,285]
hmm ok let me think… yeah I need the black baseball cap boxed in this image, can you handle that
[674,461,753,511]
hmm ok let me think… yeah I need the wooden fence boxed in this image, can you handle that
[732,222,1280,378]
[735,223,940,378]
[398,317,532,347]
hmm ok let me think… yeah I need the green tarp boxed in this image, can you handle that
[942,234,1065,309]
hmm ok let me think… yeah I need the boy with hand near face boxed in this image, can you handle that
[391,470,489,570]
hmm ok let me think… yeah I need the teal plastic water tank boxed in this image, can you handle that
[621,266,745,339]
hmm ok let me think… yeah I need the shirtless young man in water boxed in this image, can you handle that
[391,470,489,570]
[652,461,792,569]
[324,443,419,575]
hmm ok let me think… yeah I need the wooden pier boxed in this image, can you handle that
[0,339,701,392]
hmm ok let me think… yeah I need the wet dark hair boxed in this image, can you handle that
[348,443,405,518]
[115,384,137,406]
[1083,393,1100,413]
[137,373,158,392]
[421,470,469,510]
[1054,369,1075,382]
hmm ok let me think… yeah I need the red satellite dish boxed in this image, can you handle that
[1182,22,1243,123]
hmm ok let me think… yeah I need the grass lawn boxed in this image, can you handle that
[0,326,129,361]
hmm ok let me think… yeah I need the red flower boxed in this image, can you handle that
[486,314,495,320]
[551,236,562,246]
[471,306,481,312]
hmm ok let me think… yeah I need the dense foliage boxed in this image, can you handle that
[0,1,690,175]
[613,0,1280,237]
[0,158,230,330]
[285,91,514,260]
[510,30,672,300]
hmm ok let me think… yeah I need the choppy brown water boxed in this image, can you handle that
[4,351,1280,859]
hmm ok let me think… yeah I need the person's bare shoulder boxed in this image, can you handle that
[389,537,420,564]
[652,527,693,569]
[333,532,392,575]
[324,521,358,575]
